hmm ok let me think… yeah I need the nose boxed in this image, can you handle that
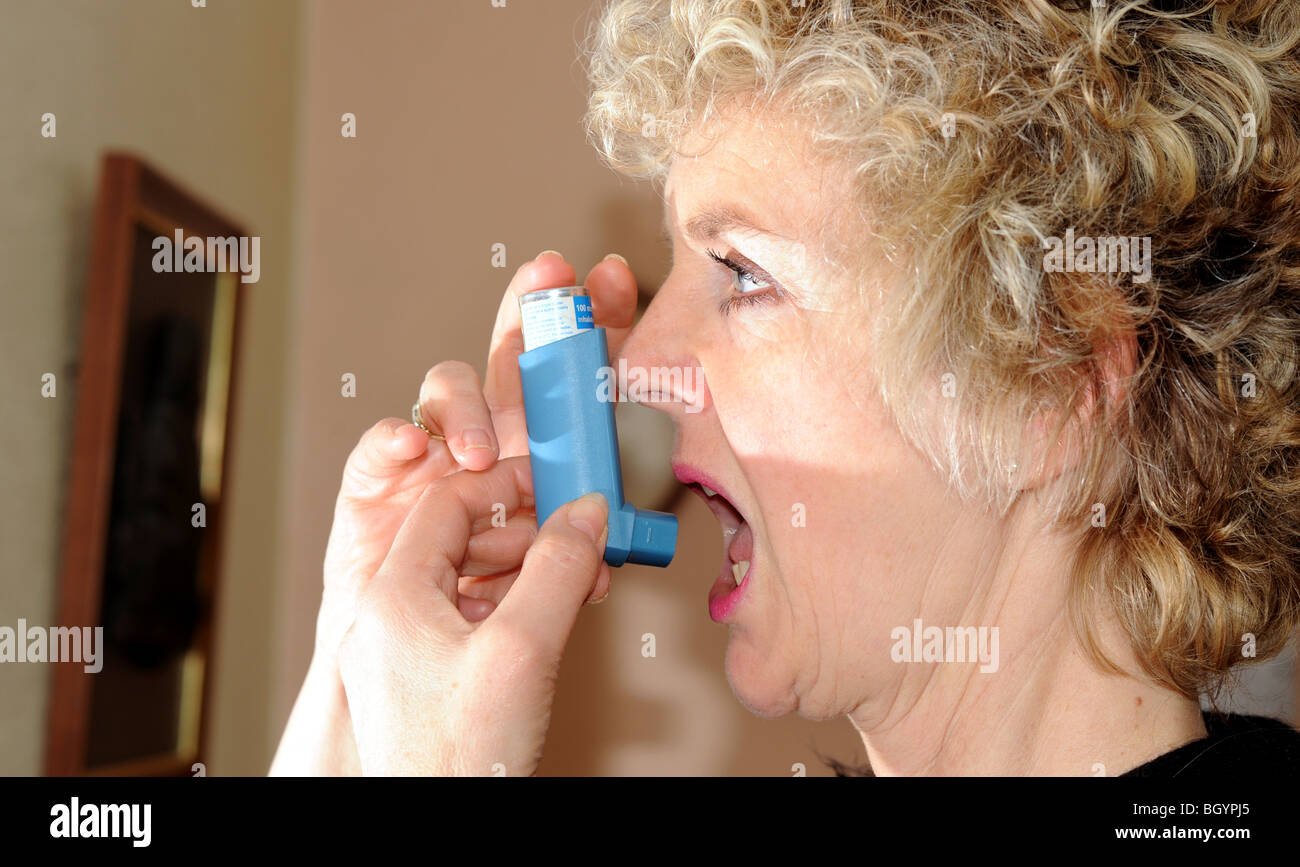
[614,287,710,418]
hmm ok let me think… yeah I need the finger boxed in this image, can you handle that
[477,559,606,610]
[418,360,500,471]
[457,595,497,623]
[461,516,537,577]
[374,456,535,607]
[340,418,434,500]
[483,492,609,660]
[484,251,578,457]
[586,562,612,605]
[458,570,519,608]
[583,254,640,359]
[458,540,603,610]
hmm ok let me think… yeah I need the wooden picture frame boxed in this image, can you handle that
[45,153,248,776]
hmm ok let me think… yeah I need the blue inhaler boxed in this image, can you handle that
[517,286,677,567]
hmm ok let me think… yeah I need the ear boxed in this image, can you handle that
[1014,324,1138,493]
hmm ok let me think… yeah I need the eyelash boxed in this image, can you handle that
[705,248,782,315]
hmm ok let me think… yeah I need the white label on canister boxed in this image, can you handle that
[520,293,594,352]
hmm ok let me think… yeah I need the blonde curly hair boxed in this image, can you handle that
[583,0,1300,699]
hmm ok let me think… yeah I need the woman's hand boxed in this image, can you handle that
[337,456,608,776]
[271,251,639,775]
[320,252,637,662]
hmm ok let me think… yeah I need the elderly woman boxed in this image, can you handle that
[273,0,1300,776]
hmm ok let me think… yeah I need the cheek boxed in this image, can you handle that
[720,347,877,597]
[710,361,790,441]
[754,463,873,625]
[737,370,953,622]
[712,345,834,454]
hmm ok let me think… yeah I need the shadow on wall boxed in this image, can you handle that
[596,192,672,291]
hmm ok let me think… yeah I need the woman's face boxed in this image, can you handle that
[618,110,1004,721]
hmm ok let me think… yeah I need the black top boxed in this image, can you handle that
[1120,712,1300,778]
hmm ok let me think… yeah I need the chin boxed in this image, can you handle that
[725,644,800,719]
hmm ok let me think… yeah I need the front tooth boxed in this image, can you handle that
[702,485,717,497]
[731,560,750,584]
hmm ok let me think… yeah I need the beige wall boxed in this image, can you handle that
[0,0,300,774]
[279,0,862,774]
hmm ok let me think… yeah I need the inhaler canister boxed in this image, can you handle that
[517,287,677,568]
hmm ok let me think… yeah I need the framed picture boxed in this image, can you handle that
[45,153,248,776]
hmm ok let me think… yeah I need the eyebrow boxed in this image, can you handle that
[662,195,776,243]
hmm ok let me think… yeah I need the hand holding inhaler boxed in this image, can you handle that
[274,252,669,775]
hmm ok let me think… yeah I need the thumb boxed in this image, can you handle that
[485,492,609,658]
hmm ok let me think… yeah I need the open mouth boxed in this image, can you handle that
[676,470,754,621]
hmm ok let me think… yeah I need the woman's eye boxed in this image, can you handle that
[705,248,783,315]
[707,249,771,291]
[732,268,773,294]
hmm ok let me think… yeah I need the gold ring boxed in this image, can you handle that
[412,401,446,441]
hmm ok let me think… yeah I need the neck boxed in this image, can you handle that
[847,493,1206,776]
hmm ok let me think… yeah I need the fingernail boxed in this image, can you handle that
[602,252,628,266]
[568,491,608,543]
[459,428,495,452]
[586,589,609,606]
[536,250,564,261]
